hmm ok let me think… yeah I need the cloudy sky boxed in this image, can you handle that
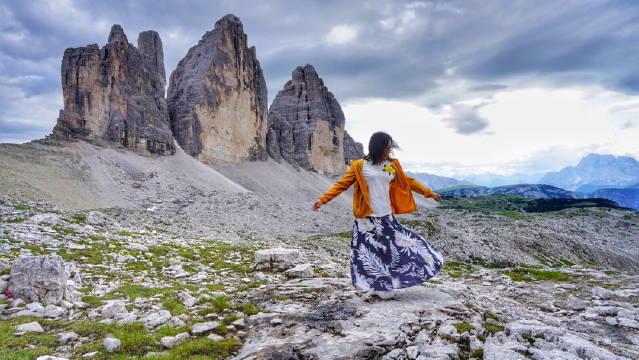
[1,0,639,177]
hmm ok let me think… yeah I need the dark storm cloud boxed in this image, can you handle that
[1,0,638,143]
[442,104,490,135]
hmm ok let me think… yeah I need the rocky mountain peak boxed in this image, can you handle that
[167,14,268,164]
[108,24,128,43]
[48,24,174,155]
[214,13,243,30]
[266,64,363,173]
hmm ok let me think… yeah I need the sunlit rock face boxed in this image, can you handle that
[167,14,268,164]
[266,64,363,174]
[51,25,175,155]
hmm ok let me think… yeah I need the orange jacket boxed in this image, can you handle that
[318,158,435,218]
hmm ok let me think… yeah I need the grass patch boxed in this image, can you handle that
[162,299,187,316]
[453,322,475,334]
[331,231,352,239]
[482,322,505,334]
[522,333,535,345]
[51,225,76,235]
[152,337,240,359]
[0,317,58,360]
[111,285,177,300]
[198,296,231,315]
[70,214,87,224]
[82,295,104,308]
[238,303,262,315]
[503,268,569,282]
[470,349,484,359]
[499,210,526,220]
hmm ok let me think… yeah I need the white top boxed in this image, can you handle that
[362,159,396,217]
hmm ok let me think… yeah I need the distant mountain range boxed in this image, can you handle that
[437,184,576,199]
[404,171,472,191]
[540,153,639,191]
[407,153,639,211]
[459,172,546,188]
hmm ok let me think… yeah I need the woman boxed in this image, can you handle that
[312,131,444,299]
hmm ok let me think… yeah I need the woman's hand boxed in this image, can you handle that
[432,193,442,202]
[312,200,322,211]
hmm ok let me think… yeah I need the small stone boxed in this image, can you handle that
[253,272,266,281]
[36,356,69,360]
[81,352,98,359]
[141,310,171,327]
[190,321,220,335]
[270,318,283,326]
[15,321,44,333]
[207,333,225,341]
[103,337,121,352]
[57,331,78,344]
[231,317,245,329]
[44,304,65,318]
[539,301,556,312]
[406,346,420,359]
[161,332,189,348]
[26,302,45,313]
[284,263,314,278]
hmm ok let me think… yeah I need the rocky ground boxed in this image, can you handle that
[1,189,638,360]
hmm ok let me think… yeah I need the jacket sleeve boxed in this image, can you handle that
[318,164,356,204]
[405,175,435,198]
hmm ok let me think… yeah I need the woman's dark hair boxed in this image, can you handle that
[364,131,400,165]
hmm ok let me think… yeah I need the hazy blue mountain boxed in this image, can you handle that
[438,184,576,199]
[404,171,473,190]
[459,172,545,187]
[590,188,639,211]
[539,153,639,191]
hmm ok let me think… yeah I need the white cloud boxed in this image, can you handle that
[343,85,639,177]
[324,24,359,45]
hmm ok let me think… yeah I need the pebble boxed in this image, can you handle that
[103,337,121,352]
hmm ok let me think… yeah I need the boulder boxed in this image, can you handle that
[254,248,302,271]
[284,263,314,278]
[8,255,67,305]
[167,14,268,163]
[103,337,121,352]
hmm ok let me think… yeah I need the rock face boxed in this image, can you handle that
[8,255,67,305]
[343,130,364,165]
[167,14,268,164]
[266,64,364,173]
[50,24,175,155]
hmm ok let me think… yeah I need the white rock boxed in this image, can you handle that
[190,321,220,335]
[231,317,245,329]
[161,332,190,348]
[406,345,420,359]
[81,352,98,359]
[253,272,266,281]
[142,310,172,327]
[617,317,639,329]
[99,300,128,319]
[26,302,45,313]
[8,255,67,305]
[539,301,556,312]
[0,280,8,292]
[254,248,302,271]
[36,356,69,360]
[15,321,44,333]
[207,333,224,341]
[44,304,65,318]
[57,331,78,344]
[284,263,314,278]
[592,286,613,300]
[103,337,121,352]
[178,291,197,307]
[127,243,149,252]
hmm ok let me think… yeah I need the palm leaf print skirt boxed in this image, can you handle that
[350,214,444,291]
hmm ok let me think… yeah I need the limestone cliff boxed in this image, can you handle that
[167,14,268,164]
[343,130,364,165]
[266,64,364,173]
[50,25,175,155]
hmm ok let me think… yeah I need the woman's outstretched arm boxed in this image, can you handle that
[405,175,441,201]
[313,164,356,210]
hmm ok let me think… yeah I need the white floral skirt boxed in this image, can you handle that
[350,214,444,291]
